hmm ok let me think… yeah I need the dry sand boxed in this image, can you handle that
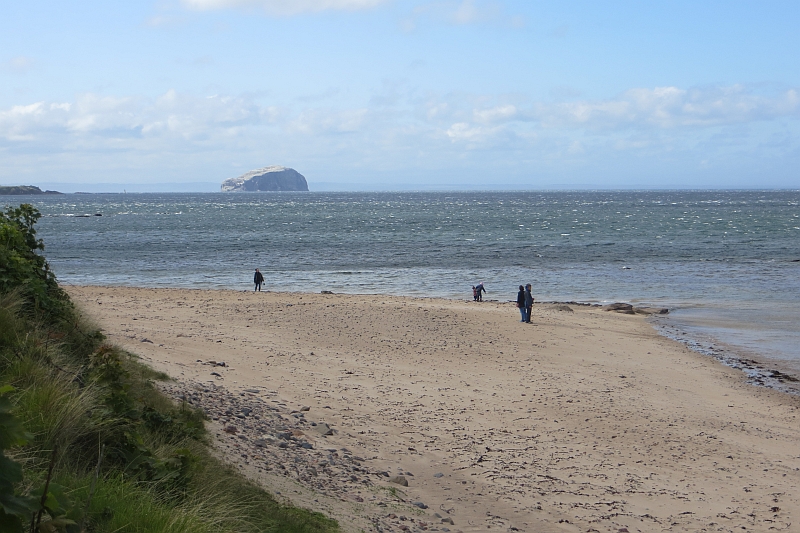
[66,286,800,533]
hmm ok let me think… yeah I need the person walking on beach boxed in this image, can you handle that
[476,282,486,302]
[516,285,527,322]
[472,286,478,301]
[254,268,264,291]
[524,283,534,323]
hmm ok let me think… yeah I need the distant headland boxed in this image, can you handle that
[221,166,309,192]
[0,185,63,195]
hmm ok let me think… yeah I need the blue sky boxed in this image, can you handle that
[1,0,799,191]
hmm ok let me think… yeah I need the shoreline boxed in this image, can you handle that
[652,318,800,396]
[60,282,800,395]
[66,285,800,532]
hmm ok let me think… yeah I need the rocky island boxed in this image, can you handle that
[0,185,63,195]
[221,166,309,192]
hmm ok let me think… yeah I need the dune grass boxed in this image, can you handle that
[1,204,339,533]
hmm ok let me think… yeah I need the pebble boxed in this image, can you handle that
[157,380,429,533]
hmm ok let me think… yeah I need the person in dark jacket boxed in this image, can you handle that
[524,283,534,323]
[516,285,527,322]
[254,268,264,291]
[475,282,486,301]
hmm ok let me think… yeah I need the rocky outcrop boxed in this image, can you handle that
[0,185,62,195]
[221,166,309,192]
[604,303,634,313]
[603,302,669,315]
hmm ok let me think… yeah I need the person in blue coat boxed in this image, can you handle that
[524,284,534,323]
[516,285,527,322]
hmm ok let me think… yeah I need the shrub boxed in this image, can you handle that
[0,204,65,315]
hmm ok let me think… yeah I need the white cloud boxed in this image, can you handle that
[473,104,517,123]
[5,56,35,73]
[568,140,584,154]
[446,122,481,140]
[0,90,275,144]
[289,108,368,134]
[450,0,523,26]
[425,102,449,120]
[3,86,797,149]
[1,84,798,186]
[535,86,800,129]
[402,0,524,31]
[181,0,387,15]
[144,14,188,27]
[431,86,800,142]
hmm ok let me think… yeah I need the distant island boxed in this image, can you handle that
[0,185,63,195]
[221,166,309,192]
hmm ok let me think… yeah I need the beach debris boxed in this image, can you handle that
[140,338,154,343]
[552,304,574,313]
[312,422,334,436]
[154,379,449,532]
[389,475,409,486]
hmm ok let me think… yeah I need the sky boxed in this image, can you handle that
[1,0,799,192]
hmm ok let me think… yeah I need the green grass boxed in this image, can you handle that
[0,206,340,533]
[1,291,340,532]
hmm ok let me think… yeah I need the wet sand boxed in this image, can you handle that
[67,286,800,533]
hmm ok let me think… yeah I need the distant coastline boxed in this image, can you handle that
[0,185,63,195]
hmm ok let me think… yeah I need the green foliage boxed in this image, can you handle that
[89,345,135,417]
[0,385,38,531]
[0,205,340,533]
[0,386,80,533]
[0,204,66,315]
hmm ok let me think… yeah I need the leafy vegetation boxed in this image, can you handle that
[0,204,338,533]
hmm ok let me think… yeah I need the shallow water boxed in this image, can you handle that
[9,190,800,379]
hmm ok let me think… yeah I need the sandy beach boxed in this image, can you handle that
[66,286,800,533]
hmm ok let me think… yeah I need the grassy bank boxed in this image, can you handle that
[0,204,338,532]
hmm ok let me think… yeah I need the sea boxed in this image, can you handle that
[9,190,800,391]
